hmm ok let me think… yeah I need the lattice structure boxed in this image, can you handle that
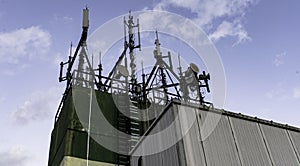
[50,8,211,166]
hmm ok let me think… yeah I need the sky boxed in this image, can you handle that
[0,0,299,165]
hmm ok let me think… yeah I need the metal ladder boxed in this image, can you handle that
[128,101,141,149]
[116,93,141,166]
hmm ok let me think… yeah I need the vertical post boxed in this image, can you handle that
[137,18,141,51]
[168,51,173,70]
[142,61,147,102]
[123,16,127,49]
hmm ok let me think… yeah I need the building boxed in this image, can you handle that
[48,8,300,166]
[130,101,300,166]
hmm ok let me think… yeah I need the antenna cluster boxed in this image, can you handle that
[57,9,212,118]
[124,11,141,83]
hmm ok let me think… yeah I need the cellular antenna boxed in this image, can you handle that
[124,11,141,83]
[82,7,89,28]
[154,30,162,58]
[69,42,73,57]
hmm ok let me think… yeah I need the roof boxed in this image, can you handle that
[130,100,300,166]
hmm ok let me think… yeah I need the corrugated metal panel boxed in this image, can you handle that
[288,130,300,163]
[131,145,182,166]
[229,117,272,166]
[159,106,181,166]
[143,153,164,166]
[161,145,181,166]
[132,104,179,166]
[201,113,241,166]
[130,103,300,166]
[130,156,139,166]
[177,105,206,166]
[182,122,207,166]
[260,124,300,166]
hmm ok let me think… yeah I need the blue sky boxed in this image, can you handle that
[0,0,299,165]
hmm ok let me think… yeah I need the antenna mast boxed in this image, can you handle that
[124,11,141,83]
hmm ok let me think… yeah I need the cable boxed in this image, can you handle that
[86,55,94,166]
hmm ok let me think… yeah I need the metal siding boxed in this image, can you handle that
[138,146,181,166]
[135,105,178,166]
[130,103,300,166]
[178,106,206,166]
[182,122,207,166]
[143,153,163,166]
[130,156,139,166]
[260,124,300,166]
[161,145,180,166]
[229,117,272,166]
[160,107,180,166]
[288,130,300,163]
[201,114,241,166]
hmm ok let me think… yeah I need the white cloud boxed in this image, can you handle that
[273,51,286,67]
[138,11,202,41]
[153,0,257,45]
[209,20,251,46]
[155,0,198,11]
[0,145,30,166]
[0,26,51,64]
[12,87,63,124]
[293,87,300,99]
[155,0,256,25]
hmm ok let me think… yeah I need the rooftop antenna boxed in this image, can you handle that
[83,7,89,28]
[59,42,72,82]
[77,7,89,78]
[56,7,91,122]
[69,42,73,57]
[141,60,147,102]
[97,51,105,90]
[104,12,141,92]
[178,53,183,77]
[98,52,102,78]
[154,30,162,58]
[124,11,141,83]
[141,60,144,75]
[58,7,89,83]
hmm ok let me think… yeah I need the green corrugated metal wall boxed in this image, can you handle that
[48,88,123,166]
